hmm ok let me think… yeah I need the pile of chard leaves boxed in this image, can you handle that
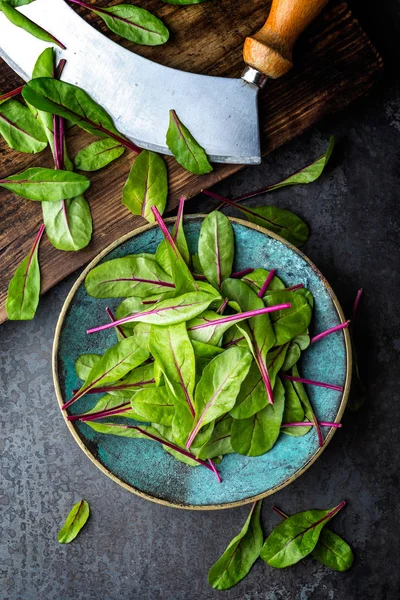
[1,2,334,322]
[63,202,346,479]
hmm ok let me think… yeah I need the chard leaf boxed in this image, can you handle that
[0,2,65,48]
[260,502,346,568]
[155,197,190,268]
[166,109,212,175]
[234,136,334,200]
[152,207,198,295]
[22,78,138,152]
[74,138,125,171]
[0,98,48,153]
[231,377,285,456]
[87,292,216,333]
[66,337,150,408]
[75,353,101,381]
[85,256,174,298]
[187,346,252,446]
[92,4,169,46]
[242,268,285,294]
[131,387,175,426]
[58,500,90,544]
[235,204,309,247]
[197,416,233,460]
[287,364,321,443]
[311,527,354,571]
[6,224,44,320]
[187,310,236,345]
[198,211,234,288]
[265,291,312,345]
[230,345,288,419]
[29,48,55,153]
[221,278,276,403]
[208,501,263,590]
[191,340,225,359]
[149,323,196,416]
[0,167,90,201]
[123,150,168,222]
[42,194,92,251]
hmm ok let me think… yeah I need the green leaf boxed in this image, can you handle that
[260,503,345,568]
[198,211,234,288]
[265,291,312,345]
[191,340,225,359]
[188,346,252,443]
[281,377,309,436]
[166,109,212,175]
[187,310,237,346]
[93,5,169,46]
[72,337,150,402]
[208,501,263,590]
[57,500,90,544]
[123,150,168,222]
[78,394,138,419]
[74,138,125,171]
[231,377,285,456]
[0,2,65,48]
[85,255,174,298]
[149,323,196,414]
[22,78,124,141]
[0,98,48,153]
[75,353,101,381]
[29,47,55,153]
[42,195,92,251]
[131,387,175,425]
[311,527,354,571]
[0,167,90,201]
[230,345,288,419]
[6,224,44,320]
[234,204,309,247]
[267,136,335,191]
[241,268,285,294]
[197,416,233,460]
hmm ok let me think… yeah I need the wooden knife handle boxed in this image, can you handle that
[243,0,328,79]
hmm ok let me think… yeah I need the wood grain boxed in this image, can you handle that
[0,0,383,323]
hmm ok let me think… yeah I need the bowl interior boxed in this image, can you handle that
[55,217,349,509]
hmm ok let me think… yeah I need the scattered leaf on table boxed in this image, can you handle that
[123,150,168,222]
[92,4,169,46]
[75,138,125,171]
[0,98,48,153]
[58,500,90,544]
[208,501,263,590]
[0,167,90,201]
[166,109,212,175]
[0,1,65,48]
[6,224,44,320]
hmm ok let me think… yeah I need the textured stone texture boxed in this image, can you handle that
[1,0,400,597]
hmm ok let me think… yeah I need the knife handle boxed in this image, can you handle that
[243,0,328,79]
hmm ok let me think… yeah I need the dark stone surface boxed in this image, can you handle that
[1,1,400,598]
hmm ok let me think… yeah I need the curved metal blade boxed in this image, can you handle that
[0,0,261,164]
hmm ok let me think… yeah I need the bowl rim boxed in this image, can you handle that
[52,214,352,511]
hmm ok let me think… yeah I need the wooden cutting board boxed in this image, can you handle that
[0,0,383,323]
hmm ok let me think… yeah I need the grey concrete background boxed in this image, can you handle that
[1,1,400,598]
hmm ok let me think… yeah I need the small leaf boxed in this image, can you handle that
[208,501,263,590]
[123,150,168,222]
[6,224,44,320]
[260,502,345,568]
[0,167,90,201]
[0,98,48,153]
[0,2,65,48]
[265,291,312,345]
[166,109,212,175]
[311,527,354,571]
[93,4,169,46]
[42,195,92,251]
[28,47,56,154]
[75,353,101,381]
[235,204,309,247]
[198,211,234,288]
[74,138,125,171]
[57,500,90,544]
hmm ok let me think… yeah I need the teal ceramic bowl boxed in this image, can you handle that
[53,216,351,510]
